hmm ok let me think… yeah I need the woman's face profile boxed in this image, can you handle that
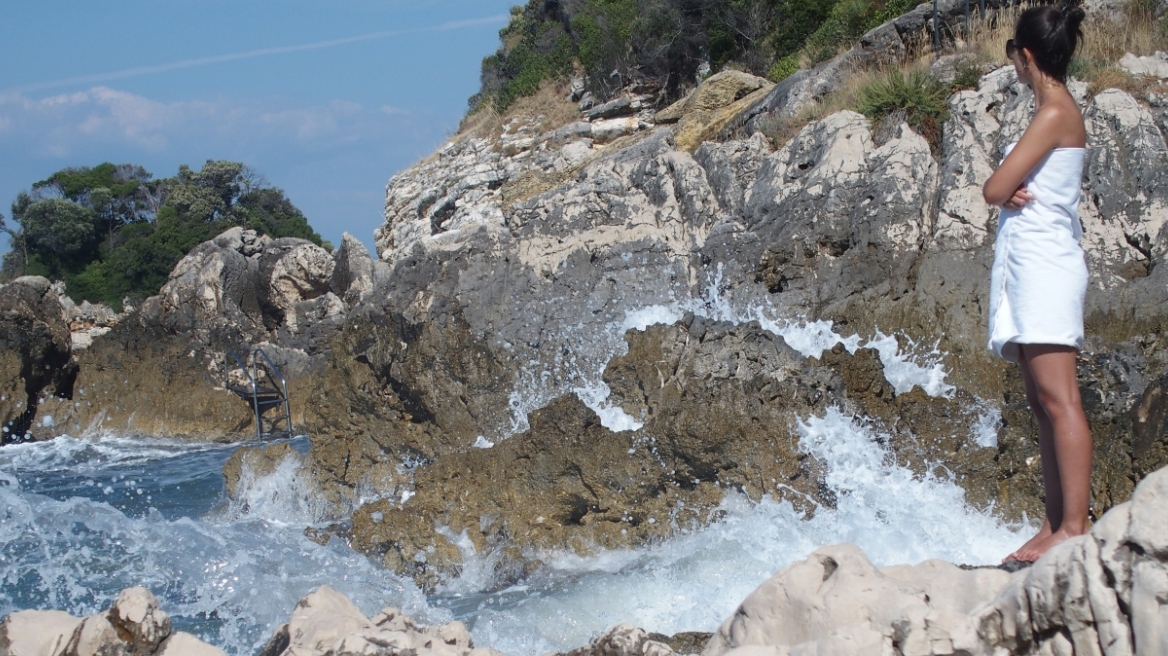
[1008,38,1034,87]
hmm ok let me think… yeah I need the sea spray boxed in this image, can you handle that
[504,269,960,436]
[0,412,1024,655]
[432,407,1027,654]
[0,436,436,655]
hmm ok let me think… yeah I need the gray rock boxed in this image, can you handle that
[588,96,635,121]
[330,233,378,306]
[550,121,594,144]
[1081,89,1168,292]
[694,132,773,217]
[259,586,482,656]
[0,275,77,444]
[1119,51,1168,80]
[0,610,82,656]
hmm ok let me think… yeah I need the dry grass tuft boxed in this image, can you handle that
[761,1,1168,150]
[965,0,1168,96]
[758,65,886,146]
[459,80,580,145]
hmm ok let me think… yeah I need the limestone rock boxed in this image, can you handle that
[740,110,934,313]
[330,233,381,306]
[0,587,222,656]
[703,543,1012,656]
[153,239,263,334]
[694,132,773,216]
[591,117,643,144]
[0,275,77,444]
[655,70,770,123]
[260,586,482,656]
[701,463,1168,656]
[1119,51,1168,79]
[156,632,227,656]
[0,609,82,656]
[107,586,172,652]
[261,238,337,333]
[562,624,673,656]
[659,71,772,152]
[588,96,636,121]
[213,225,272,256]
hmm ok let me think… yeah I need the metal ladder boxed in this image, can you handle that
[224,347,294,440]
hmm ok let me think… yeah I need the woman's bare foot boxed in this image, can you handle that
[1012,526,1087,563]
[1004,520,1052,563]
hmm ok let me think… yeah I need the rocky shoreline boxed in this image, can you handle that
[5,462,1166,655]
[4,1,1168,654]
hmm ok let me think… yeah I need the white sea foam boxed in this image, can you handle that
[444,407,1026,655]
[504,272,958,437]
[0,436,437,655]
[219,454,331,526]
[864,333,955,397]
[973,405,1003,449]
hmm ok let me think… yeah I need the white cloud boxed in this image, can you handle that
[0,87,435,158]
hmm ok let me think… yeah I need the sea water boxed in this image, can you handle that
[0,305,1028,656]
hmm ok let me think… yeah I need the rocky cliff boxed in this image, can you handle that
[301,53,1168,587]
[0,228,387,441]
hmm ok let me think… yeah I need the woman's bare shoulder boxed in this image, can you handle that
[1034,98,1086,148]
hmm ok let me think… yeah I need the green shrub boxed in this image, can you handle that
[769,0,836,60]
[950,62,984,91]
[767,54,802,82]
[857,68,950,149]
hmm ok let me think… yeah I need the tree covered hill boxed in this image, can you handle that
[0,161,327,309]
[474,0,922,111]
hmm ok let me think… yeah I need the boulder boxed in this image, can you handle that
[700,463,1168,656]
[655,70,771,124]
[151,239,263,335]
[591,117,643,144]
[0,609,82,656]
[656,71,772,152]
[1119,51,1168,79]
[0,587,222,656]
[260,238,337,334]
[0,276,77,444]
[588,96,636,121]
[259,586,484,656]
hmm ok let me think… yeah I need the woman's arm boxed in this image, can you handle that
[982,105,1069,207]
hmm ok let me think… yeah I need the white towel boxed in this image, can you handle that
[988,142,1087,363]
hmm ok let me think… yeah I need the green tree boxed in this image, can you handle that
[5,159,325,308]
[0,210,23,281]
[35,163,160,251]
[13,198,97,280]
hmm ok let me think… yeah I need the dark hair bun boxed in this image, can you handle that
[1061,2,1086,36]
[1015,2,1086,82]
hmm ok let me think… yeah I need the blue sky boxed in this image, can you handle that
[0,0,516,255]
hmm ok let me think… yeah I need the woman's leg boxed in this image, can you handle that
[1012,343,1093,562]
[1004,352,1057,561]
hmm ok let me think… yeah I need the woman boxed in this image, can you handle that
[982,2,1091,563]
